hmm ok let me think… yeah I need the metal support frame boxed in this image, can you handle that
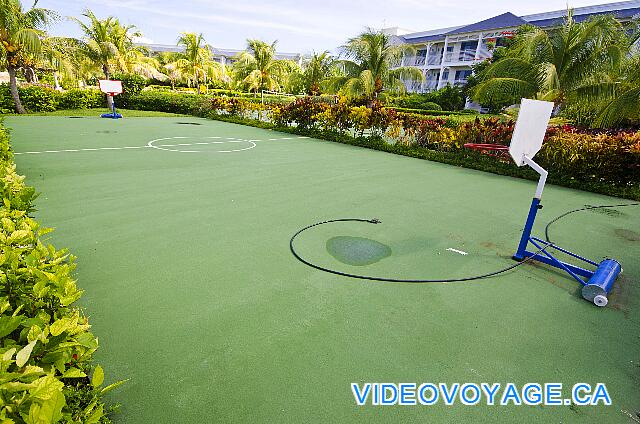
[101,93,122,119]
[512,155,597,285]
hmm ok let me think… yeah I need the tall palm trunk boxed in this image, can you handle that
[53,72,62,91]
[102,64,114,110]
[7,65,26,114]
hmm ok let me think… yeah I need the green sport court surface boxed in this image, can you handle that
[5,115,640,423]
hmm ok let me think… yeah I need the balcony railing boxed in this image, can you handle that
[443,50,482,64]
[458,50,476,62]
[426,56,442,66]
[453,79,468,86]
[423,81,439,90]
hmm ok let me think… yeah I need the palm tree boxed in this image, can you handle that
[471,12,626,114]
[156,51,185,90]
[176,32,225,93]
[302,51,334,95]
[0,0,57,113]
[584,24,640,128]
[74,9,142,108]
[232,39,293,93]
[326,29,423,102]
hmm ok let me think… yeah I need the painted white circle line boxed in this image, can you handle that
[146,136,256,153]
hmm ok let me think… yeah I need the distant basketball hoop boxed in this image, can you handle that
[98,80,123,119]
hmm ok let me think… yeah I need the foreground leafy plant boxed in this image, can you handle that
[0,123,121,423]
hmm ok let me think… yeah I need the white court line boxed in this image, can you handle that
[147,136,256,153]
[14,136,310,155]
[446,248,468,256]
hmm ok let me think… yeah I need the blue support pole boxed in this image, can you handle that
[513,197,540,261]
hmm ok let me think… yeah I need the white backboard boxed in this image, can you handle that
[98,80,123,95]
[508,99,554,166]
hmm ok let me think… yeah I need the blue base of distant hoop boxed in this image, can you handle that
[100,96,122,119]
[513,198,621,307]
[101,112,122,119]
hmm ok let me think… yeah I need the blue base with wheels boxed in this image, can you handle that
[513,197,621,307]
[101,112,122,119]
[100,98,122,119]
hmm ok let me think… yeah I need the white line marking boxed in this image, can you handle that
[147,136,256,153]
[446,248,468,256]
[14,136,302,155]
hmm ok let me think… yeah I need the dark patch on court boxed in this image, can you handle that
[614,228,640,241]
[326,236,392,266]
[177,122,202,125]
[96,130,118,134]
[585,205,624,217]
[609,275,632,319]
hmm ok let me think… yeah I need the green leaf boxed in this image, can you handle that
[91,365,104,387]
[62,368,86,378]
[75,332,98,349]
[49,315,78,337]
[0,315,24,338]
[85,404,104,424]
[29,375,64,400]
[26,389,65,424]
[16,340,37,368]
[2,347,17,362]
[100,379,128,394]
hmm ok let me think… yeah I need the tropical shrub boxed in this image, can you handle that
[0,124,121,422]
[0,85,106,113]
[396,94,442,111]
[0,85,60,113]
[111,73,147,108]
[59,89,104,110]
[124,90,210,115]
[538,131,640,185]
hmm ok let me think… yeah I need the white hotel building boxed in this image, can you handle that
[385,1,640,93]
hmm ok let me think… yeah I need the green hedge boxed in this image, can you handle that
[0,122,121,422]
[0,85,105,113]
[386,107,478,117]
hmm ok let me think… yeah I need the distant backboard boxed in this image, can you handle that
[508,99,554,166]
[98,80,123,96]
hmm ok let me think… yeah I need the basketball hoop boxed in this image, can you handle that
[99,80,123,97]
[509,98,622,306]
[98,80,123,119]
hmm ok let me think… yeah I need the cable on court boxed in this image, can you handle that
[290,202,639,284]
[544,202,639,243]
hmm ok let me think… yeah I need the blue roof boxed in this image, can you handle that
[402,33,448,44]
[526,7,640,28]
[446,12,528,35]
[394,2,640,45]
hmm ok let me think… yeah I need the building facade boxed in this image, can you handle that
[385,0,640,93]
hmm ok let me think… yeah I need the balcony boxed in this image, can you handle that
[423,81,439,90]
[426,56,442,66]
[443,50,480,64]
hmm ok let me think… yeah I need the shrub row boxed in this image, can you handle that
[0,123,120,422]
[0,85,105,113]
[385,107,479,117]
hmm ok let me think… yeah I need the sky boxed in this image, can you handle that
[39,0,628,53]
